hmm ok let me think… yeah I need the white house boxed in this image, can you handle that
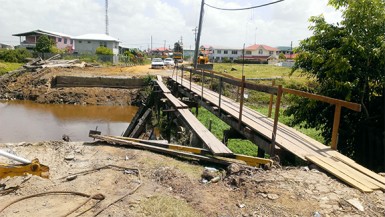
[244,44,278,61]
[209,46,242,62]
[72,34,120,55]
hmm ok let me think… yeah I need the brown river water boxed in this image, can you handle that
[0,100,138,143]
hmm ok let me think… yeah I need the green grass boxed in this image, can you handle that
[139,195,204,217]
[0,62,23,75]
[213,63,309,87]
[192,104,324,157]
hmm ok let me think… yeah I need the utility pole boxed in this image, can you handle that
[150,36,153,58]
[192,27,198,42]
[193,0,205,69]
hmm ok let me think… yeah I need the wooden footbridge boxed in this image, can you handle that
[150,67,385,193]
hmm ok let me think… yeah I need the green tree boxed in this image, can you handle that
[174,42,183,52]
[278,53,286,60]
[35,35,54,53]
[95,46,113,55]
[287,0,385,165]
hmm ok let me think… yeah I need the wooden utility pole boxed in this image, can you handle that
[193,0,205,69]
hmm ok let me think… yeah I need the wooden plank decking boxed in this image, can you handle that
[155,76,233,156]
[171,75,385,192]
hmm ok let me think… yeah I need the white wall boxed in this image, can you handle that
[74,40,119,55]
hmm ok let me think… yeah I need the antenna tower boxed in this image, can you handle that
[105,0,109,35]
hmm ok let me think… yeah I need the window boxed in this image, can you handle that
[269,51,273,55]
[246,51,252,55]
[58,38,62,42]
[258,49,263,54]
[64,38,67,44]
[224,50,228,54]
[114,43,117,49]
[231,50,238,55]
[217,50,221,54]
[79,40,82,43]
[88,41,91,43]
[100,41,107,47]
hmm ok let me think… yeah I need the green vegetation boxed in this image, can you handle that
[35,35,54,53]
[140,195,203,217]
[213,63,309,86]
[95,46,113,55]
[0,48,32,63]
[288,0,385,164]
[0,62,23,75]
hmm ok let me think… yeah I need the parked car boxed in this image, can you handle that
[163,58,175,67]
[151,58,164,69]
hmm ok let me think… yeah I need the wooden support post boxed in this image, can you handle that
[271,85,283,156]
[236,86,240,102]
[238,75,245,128]
[189,68,192,90]
[181,67,184,87]
[218,77,222,116]
[210,71,214,90]
[201,69,204,102]
[208,119,212,132]
[331,105,342,150]
[268,80,276,118]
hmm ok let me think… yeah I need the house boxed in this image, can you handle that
[150,47,171,57]
[208,46,242,62]
[244,44,278,61]
[276,46,295,59]
[0,43,14,50]
[72,34,120,55]
[13,29,73,52]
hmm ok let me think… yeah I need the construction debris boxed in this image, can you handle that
[23,55,96,71]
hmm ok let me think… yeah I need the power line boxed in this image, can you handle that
[204,0,284,11]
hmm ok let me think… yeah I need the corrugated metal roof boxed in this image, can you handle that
[72,34,120,42]
[246,44,278,51]
[12,29,71,38]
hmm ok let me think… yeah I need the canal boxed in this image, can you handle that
[0,100,138,143]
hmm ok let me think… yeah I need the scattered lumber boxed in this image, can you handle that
[22,55,92,71]
[89,134,236,166]
[95,135,273,168]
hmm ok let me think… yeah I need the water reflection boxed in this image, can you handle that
[0,100,138,143]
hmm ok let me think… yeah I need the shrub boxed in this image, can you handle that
[0,48,32,63]
[95,46,113,55]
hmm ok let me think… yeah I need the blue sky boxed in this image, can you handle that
[0,0,342,49]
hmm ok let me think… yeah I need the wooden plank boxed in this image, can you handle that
[333,154,385,185]
[331,159,385,190]
[163,93,189,109]
[91,135,233,166]
[283,88,361,112]
[306,155,373,192]
[178,109,233,155]
[155,80,171,94]
[176,76,332,159]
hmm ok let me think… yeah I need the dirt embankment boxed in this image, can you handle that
[0,141,384,217]
[0,65,173,105]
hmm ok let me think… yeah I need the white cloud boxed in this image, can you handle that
[0,0,342,49]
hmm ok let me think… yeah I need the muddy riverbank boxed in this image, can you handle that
[0,65,172,105]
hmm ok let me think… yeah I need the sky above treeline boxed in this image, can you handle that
[0,0,342,50]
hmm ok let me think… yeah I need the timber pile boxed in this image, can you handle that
[23,54,95,71]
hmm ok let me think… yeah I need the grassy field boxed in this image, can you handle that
[213,63,310,87]
[0,62,23,75]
